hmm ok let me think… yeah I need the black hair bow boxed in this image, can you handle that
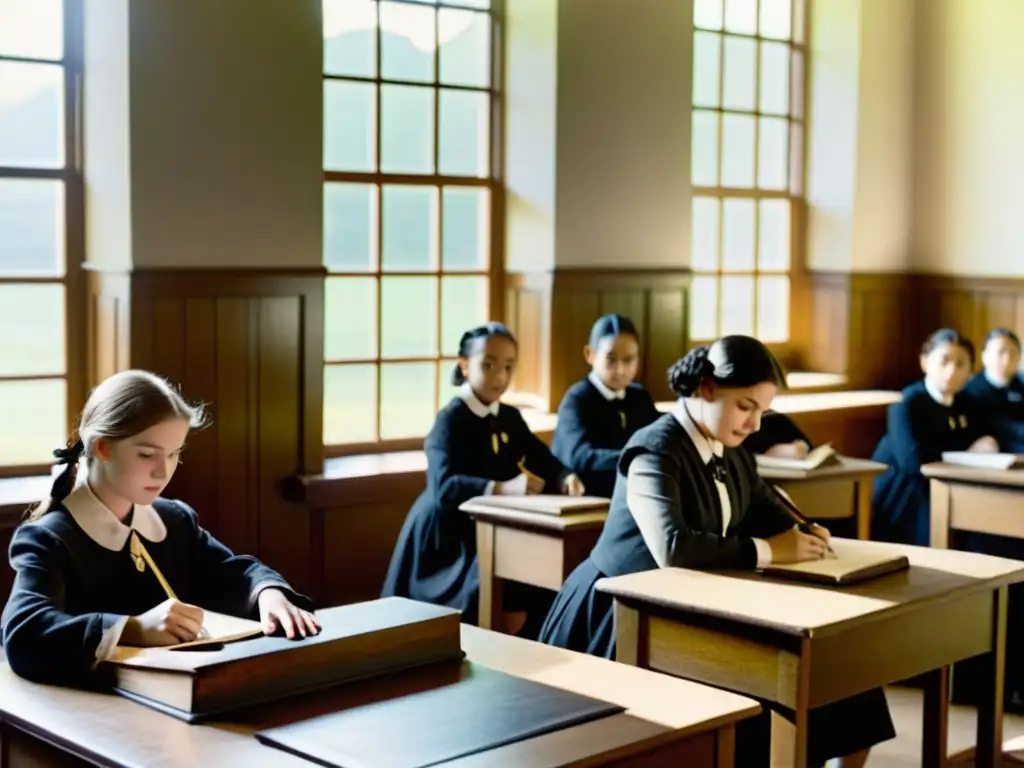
[53,438,84,465]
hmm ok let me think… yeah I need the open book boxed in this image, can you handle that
[462,495,610,516]
[755,443,839,472]
[761,548,909,586]
[941,451,1024,470]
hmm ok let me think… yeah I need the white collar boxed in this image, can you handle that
[62,483,168,552]
[985,369,1013,389]
[458,382,501,418]
[924,378,954,407]
[588,372,626,401]
[672,400,724,465]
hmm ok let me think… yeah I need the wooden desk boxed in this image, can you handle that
[462,499,608,630]
[759,458,888,540]
[925,462,1024,549]
[0,621,759,767]
[597,540,1024,768]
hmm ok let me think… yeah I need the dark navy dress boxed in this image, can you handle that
[741,410,811,455]
[964,372,1024,453]
[1,487,308,687]
[871,379,986,546]
[539,411,895,766]
[551,376,660,498]
[381,391,568,632]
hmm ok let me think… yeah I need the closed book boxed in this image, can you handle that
[103,598,463,722]
[940,451,1024,470]
[255,663,625,768]
[761,549,909,586]
[461,495,610,516]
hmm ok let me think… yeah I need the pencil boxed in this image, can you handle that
[769,485,837,558]
[130,531,210,639]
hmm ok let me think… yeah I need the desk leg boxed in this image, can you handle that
[977,587,1009,767]
[921,666,950,768]
[716,725,735,768]
[791,638,812,768]
[855,477,872,540]
[475,521,503,631]
[613,603,648,668]
[930,480,951,549]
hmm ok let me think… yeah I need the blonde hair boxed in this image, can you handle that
[27,370,207,521]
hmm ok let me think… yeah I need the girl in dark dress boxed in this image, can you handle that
[551,314,661,498]
[382,323,584,637]
[871,329,999,546]
[740,409,812,458]
[539,336,894,768]
[964,328,1024,453]
[1,370,318,687]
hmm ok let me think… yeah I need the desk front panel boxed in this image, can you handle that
[947,483,1024,540]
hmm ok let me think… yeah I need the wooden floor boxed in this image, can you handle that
[771,687,1024,766]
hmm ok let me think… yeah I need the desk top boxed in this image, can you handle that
[758,456,889,481]
[922,461,1024,487]
[0,621,757,768]
[597,539,1024,640]
[461,499,608,532]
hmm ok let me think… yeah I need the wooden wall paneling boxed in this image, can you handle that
[645,288,688,403]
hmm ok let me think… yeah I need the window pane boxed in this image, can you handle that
[381,276,438,357]
[437,358,460,411]
[759,0,792,40]
[439,89,489,177]
[442,187,489,270]
[0,378,65,465]
[691,196,719,271]
[724,0,757,35]
[0,0,63,61]
[720,114,755,188]
[691,110,719,187]
[0,283,63,375]
[0,61,63,168]
[324,364,377,444]
[324,81,375,172]
[323,0,377,78]
[324,182,376,271]
[722,37,756,111]
[692,31,721,109]
[441,276,488,357]
[720,276,754,336]
[789,122,804,196]
[439,9,490,88]
[790,49,804,119]
[757,275,790,342]
[694,0,724,30]
[758,116,789,190]
[380,1,435,83]
[382,185,437,271]
[324,277,377,360]
[0,179,63,275]
[758,198,790,271]
[381,362,436,439]
[381,84,434,174]
[689,275,718,340]
[721,199,755,272]
[760,41,790,115]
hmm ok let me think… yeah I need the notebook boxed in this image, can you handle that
[463,495,610,516]
[755,443,839,473]
[255,663,625,768]
[940,451,1024,470]
[761,549,909,586]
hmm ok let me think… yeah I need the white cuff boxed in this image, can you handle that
[495,474,528,496]
[94,616,130,666]
[753,538,773,568]
[484,480,496,495]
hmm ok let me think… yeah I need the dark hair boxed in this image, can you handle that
[452,322,517,386]
[588,313,640,349]
[668,335,787,398]
[984,328,1022,352]
[28,370,208,521]
[920,328,975,365]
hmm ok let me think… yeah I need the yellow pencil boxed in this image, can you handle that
[130,531,210,639]
[518,460,543,484]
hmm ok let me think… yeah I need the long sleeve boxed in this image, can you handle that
[884,399,936,473]
[1,525,126,685]
[425,415,492,510]
[177,501,312,617]
[625,454,758,570]
[553,395,620,476]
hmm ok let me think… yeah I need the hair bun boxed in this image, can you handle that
[668,346,713,397]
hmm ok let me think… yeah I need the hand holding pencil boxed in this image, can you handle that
[767,484,837,561]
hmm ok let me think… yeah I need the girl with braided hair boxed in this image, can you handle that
[539,336,894,767]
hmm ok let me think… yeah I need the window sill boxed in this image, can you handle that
[0,475,49,532]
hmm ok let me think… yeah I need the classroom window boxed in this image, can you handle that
[689,0,806,343]
[322,0,501,454]
[0,0,81,474]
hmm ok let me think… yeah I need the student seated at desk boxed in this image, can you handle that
[964,328,1024,452]
[539,336,894,768]
[739,409,811,458]
[0,370,318,687]
[871,328,999,546]
[551,314,660,498]
[382,322,584,639]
